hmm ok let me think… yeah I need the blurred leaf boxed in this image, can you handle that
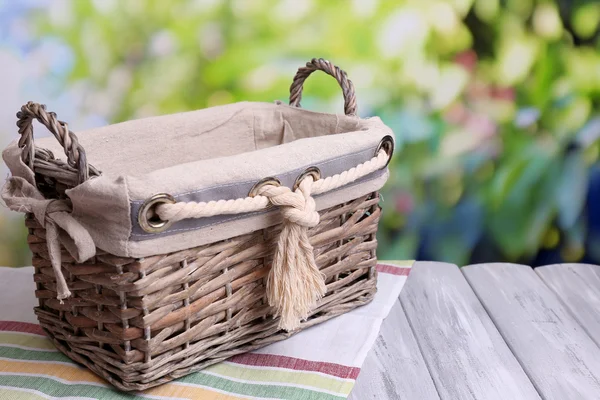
[489,156,528,209]
[556,152,588,230]
[446,0,475,18]
[554,96,592,134]
[486,200,524,259]
[474,0,499,23]
[421,199,483,264]
[487,191,554,260]
[575,117,600,148]
[432,236,471,265]
[563,217,586,248]
[378,232,419,261]
[527,43,556,109]
[506,0,534,17]
[572,3,600,39]
[487,152,557,259]
[430,64,469,109]
[532,3,563,41]
[562,47,600,95]
[496,35,539,85]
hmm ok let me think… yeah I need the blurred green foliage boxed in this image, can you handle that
[3,0,600,266]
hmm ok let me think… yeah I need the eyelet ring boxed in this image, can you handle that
[376,135,394,168]
[249,177,281,198]
[138,193,176,234]
[294,166,321,190]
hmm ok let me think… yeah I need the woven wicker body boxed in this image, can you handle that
[5,59,392,391]
[27,193,379,391]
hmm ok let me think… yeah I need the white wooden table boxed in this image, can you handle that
[350,262,600,400]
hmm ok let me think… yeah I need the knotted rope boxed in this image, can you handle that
[155,149,390,330]
[1,177,96,301]
[256,176,324,330]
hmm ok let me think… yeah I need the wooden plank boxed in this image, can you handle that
[463,263,600,400]
[536,263,600,348]
[400,262,540,400]
[349,299,440,400]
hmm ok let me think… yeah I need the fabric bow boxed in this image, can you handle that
[1,176,96,301]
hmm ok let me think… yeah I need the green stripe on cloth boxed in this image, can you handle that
[206,362,354,395]
[0,346,71,363]
[0,375,139,400]
[0,387,55,400]
[175,372,346,400]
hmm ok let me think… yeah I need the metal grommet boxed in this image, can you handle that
[249,177,281,197]
[376,135,394,167]
[138,193,176,234]
[293,166,321,190]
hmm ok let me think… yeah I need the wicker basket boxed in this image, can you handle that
[3,59,394,391]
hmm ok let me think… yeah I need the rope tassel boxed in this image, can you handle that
[259,177,326,331]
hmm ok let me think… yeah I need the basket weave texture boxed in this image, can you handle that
[13,59,387,391]
[28,193,380,390]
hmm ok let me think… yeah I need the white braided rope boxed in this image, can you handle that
[156,149,389,222]
[311,149,388,194]
[157,196,269,221]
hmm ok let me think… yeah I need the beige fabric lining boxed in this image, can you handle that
[3,102,393,258]
[33,102,365,177]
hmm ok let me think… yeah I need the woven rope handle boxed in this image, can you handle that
[17,101,91,184]
[289,58,357,116]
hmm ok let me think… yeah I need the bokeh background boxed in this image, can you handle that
[1,0,600,267]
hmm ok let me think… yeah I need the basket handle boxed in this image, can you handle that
[17,101,91,184]
[289,58,357,116]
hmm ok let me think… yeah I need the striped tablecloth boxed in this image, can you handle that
[0,261,412,399]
